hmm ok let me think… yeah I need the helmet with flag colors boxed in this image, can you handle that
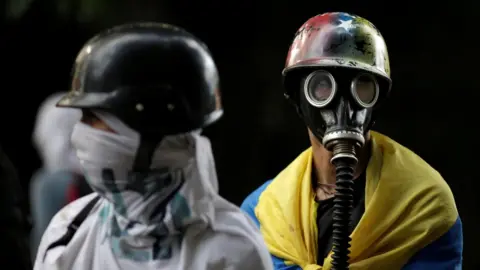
[283,12,392,102]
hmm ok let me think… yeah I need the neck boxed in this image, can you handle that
[312,134,372,186]
[113,170,184,223]
[104,132,218,238]
[108,135,194,229]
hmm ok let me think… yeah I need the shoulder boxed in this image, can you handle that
[240,180,273,227]
[373,132,443,179]
[373,132,457,209]
[48,193,100,230]
[192,196,273,269]
[372,132,460,255]
[403,217,463,269]
[35,194,100,260]
[201,209,273,269]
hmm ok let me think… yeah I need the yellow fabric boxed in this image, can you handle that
[255,131,458,270]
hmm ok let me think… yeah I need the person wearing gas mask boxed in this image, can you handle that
[241,12,462,270]
[34,23,273,270]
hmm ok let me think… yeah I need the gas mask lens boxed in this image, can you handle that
[351,73,379,108]
[304,70,337,107]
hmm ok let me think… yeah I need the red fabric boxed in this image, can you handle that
[67,183,80,203]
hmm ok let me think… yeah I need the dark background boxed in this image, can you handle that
[2,0,478,268]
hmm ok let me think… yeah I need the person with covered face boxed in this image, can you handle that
[34,22,273,270]
[241,12,462,270]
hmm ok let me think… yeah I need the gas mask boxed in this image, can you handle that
[299,68,381,152]
[282,11,392,270]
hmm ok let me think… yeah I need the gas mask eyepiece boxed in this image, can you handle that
[302,69,381,161]
[350,73,380,109]
[304,70,380,110]
[304,70,337,108]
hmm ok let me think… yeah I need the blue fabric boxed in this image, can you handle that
[240,180,271,228]
[402,217,463,270]
[242,180,302,269]
[241,180,463,270]
[29,169,75,259]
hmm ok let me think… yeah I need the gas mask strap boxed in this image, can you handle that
[132,138,161,172]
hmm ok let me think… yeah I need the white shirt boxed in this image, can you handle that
[34,132,273,270]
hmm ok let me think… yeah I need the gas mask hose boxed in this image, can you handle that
[329,140,358,270]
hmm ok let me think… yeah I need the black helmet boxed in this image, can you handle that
[58,22,222,139]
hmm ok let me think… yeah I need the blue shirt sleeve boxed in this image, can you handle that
[241,180,301,270]
[402,217,463,270]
